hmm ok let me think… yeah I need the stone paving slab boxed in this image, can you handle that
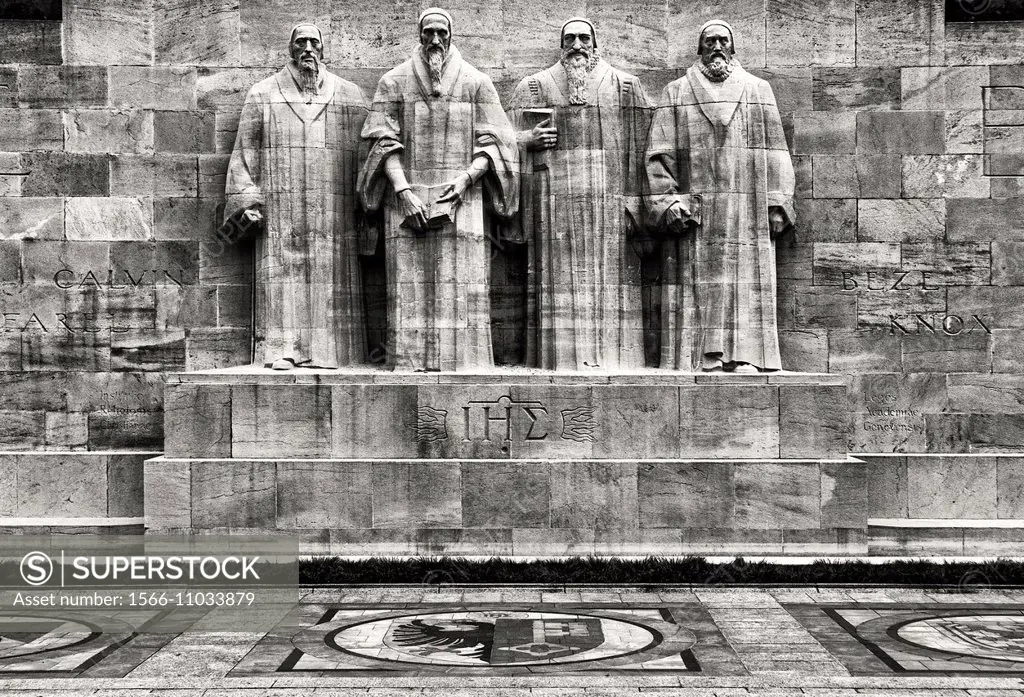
[0,589,1023,694]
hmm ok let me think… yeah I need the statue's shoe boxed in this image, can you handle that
[732,363,759,374]
[270,357,298,370]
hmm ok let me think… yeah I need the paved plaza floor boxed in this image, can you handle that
[3,587,1024,695]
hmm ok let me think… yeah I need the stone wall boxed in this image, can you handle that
[1,0,1023,461]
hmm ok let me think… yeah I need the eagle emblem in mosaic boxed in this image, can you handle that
[225,12,794,373]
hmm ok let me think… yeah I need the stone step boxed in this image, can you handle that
[144,456,866,555]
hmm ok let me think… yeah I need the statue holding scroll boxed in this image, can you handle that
[509,18,652,370]
[224,23,369,370]
[645,20,795,373]
[358,8,519,371]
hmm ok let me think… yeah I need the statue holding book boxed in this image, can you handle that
[508,17,653,370]
[358,8,519,371]
[223,23,370,370]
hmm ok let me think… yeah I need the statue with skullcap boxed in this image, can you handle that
[224,23,371,369]
[645,20,796,373]
[508,18,654,370]
[359,8,519,371]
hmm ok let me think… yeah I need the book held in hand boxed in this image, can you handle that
[401,184,458,232]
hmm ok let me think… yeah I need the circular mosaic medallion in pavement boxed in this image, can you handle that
[293,608,695,669]
[894,614,1024,663]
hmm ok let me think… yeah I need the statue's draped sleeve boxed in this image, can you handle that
[472,76,519,220]
[759,80,796,228]
[644,82,698,233]
[224,85,266,222]
[620,75,655,248]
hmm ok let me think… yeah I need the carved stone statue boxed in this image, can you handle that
[509,18,652,370]
[645,20,795,373]
[358,7,519,371]
[224,23,369,370]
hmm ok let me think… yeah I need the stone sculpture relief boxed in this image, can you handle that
[358,7,520,372]
[509,18,653,370]
[224,23,370,370]
[645,20,795,373]
[223,14,797,374]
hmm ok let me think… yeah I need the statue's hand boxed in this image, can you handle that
[437,173,472,207]
[398,189,428,230]
[242,206,263,224]
[665,201,696,236]
[769,207,789,238]
[527,118,557,151]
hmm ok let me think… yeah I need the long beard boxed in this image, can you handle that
[560,47,599,105]
[426,45,446,96]
[698,52,736,82]
[297,54,321,96]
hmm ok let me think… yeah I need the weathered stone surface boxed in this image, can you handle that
[198,154,229,195]
[734,462,820,529]
[585,0,669,71]
[985,125,1024,156]
[0,20,61,64]
[192,460,275,528]
[0,198,63,240]
[109,66,197,110]
[277,461,371,528]
[949,286,1024,328]
[155,0,241,65]
[947,198,1024,242]
[828,330,902,374]
[901,66,986,111]
[902,155,988,198]
[45,412,89,449]
[196,67,278,110]
[810,155,858,198]
[857,111,944,154]
[0,108,62,152]
[239,0,331,67]
[907,455,997,518]
[855,154,902,198]
[512,527,595,556]
[593,386,678,458]
[857,199,944,243]
[143,457,190,528]
[948,374,1024,414]
[996,457,1024,518]
[780,385,848,459]
[64,0,152,64]
[86,410,161,449]
[153,197,218,241]
[767,0,855,67]
[65,197,152,241]
[638,462,735,528]
[64,109,153,154]
[901,331,991,374]
[855,0,942,67]
[679,386,779,458]
[549,461,638,531]
[945,109,984,154]
[18,66,107,107]
[795,199,856,242]
[820,461,867,528]
[22,152,109,197]
[814,67,900,110]
[793,287,857,329]
[110,155,198,196]
[812,242,900,286]
[231,384,331,458]
[901,242,991,286]
[371,462,461,528]
[792,111,855,155]
[462,462,549,528]
[332,384,417,458]
[779,329,827,372]
[164,384,231,458]
[184,327,250,370]
[851,373,943,453]
[111,329,186,371]
[946,21,1024,66]
[15,454,106,516]
[107,454,145,517]
[154,111,216,153]
[864,455,908,516]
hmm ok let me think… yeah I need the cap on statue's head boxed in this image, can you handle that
[290,22,323,44]
[560,16,597,48]
[419,7,453,31]
[697,19,735,54]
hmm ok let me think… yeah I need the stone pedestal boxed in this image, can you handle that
[147,369,865,555]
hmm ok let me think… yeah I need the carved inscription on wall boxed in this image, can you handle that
[410,396,598,444]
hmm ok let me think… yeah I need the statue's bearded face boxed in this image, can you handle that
[699,25,734,80]
[560,20,598,104]
[290,27,323,73]
[420,16,450,94]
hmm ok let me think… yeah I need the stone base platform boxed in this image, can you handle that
[164,369,849,460]
[144,456,867,555]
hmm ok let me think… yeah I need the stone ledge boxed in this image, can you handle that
[163,375,850,460]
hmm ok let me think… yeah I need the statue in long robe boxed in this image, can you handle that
[509,18,652,370]
[358,8,518,371]
[645,20,795,372]
[224,23,369,369]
